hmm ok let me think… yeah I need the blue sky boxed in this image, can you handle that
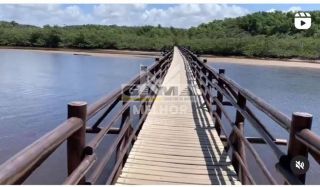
[0,4,319,28]
[62,4,320,14]
[240,4,320,12]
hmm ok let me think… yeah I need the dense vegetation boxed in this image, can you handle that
[1,11,320,59]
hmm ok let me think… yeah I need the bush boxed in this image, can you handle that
[1,11,320,59]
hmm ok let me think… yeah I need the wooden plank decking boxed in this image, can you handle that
[116,47,241,185]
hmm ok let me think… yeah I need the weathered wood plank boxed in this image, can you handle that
[129,151,229,161]
[134,141,225,150]
[122,167,237,180]
[133,141,224,150]
[136,138,224,151]
[117,178,175,185]
[118,173,240,185]
[128,154,231,165]
[137,131,219,138]
[122,162,237,175]
[131,147,226,158]
[125,158,232,170]
[141,126,216,132]
[129,149,228,159]
[139,128,219,136]
[137,132,220,140]
[135,137,225,148]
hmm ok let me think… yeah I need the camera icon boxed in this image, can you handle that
[294,12,312,30]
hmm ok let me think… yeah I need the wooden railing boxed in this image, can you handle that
[179,47,320,185]
[0,50,173,185]
[1,47,319,185]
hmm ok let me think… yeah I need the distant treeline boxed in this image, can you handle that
[1,11,320,59]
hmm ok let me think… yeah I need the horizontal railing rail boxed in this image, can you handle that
[0,118,83,184]
[296,129,320,164]
[0,49,174,185]
[180,46,320,185]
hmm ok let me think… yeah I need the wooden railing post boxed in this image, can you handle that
[200,68,207,92]
[214,69,225,136]
[287,112,313,183]
[115,106,131,181]
[232,92,248,184]
[140,65,148,84]
[67,101,87,184]
[206,73,213,112]
[196,65,201,80]
[140,65,148,118]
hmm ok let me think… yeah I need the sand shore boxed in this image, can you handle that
[206,57,320,69]
[1,47,320,69]
[0,47,161,59]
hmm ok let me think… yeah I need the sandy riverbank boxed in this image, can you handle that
[0,47,161,59]
[206,57,320,69]
[1,47,320,69]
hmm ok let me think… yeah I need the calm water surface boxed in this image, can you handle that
[209,62,320,136]
[209,62,320,184]
[0,50,153,183]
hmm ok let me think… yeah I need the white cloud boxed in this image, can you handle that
[141,4,250,28]
[0,4,250,28]
[267,8,276,13]
[92,4,148,26]
[266,6,302,13]
[287,6,302,12]
[0,4,94,26]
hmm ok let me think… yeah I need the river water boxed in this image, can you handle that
[209,62,320,184]
[0,49,153,183]
[0,50,319,184]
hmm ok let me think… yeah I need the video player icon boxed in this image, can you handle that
[294,12,312,30]
[290,156,309,175]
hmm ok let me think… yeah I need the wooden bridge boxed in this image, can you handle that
[0,47,320,185]
[116,47,240,185]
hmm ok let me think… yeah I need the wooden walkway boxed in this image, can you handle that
[116,47,241,185]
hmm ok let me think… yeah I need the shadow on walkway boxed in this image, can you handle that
[182,53,239,185]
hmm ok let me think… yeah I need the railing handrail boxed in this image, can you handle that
[179,46,320,185]
[220,74,291,130]
[0,49,174,185]
[182,47,291,131]
[0,117,83,184]
[87,50,173,119]
[296,129,320,164]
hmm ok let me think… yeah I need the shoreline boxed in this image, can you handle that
[205,56,320,69]
[0,47,161,59]
[1,47,320,69]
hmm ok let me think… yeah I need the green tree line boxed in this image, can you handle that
[1,11,320,59]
